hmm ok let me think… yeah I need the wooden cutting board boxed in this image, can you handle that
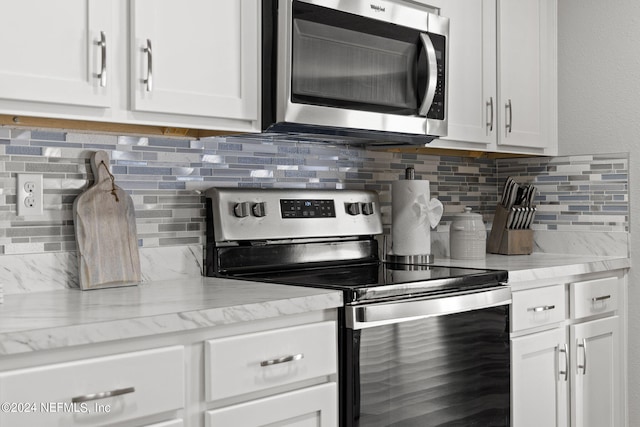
[73,151,141,290]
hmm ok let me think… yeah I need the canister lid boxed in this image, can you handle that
[454,207,482,218]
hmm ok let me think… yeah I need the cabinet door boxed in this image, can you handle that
[570,316,621,427]
[130,0,259,121]
[429,0,497,148]
[205,383,337,427]
[0,0,112,108]
[512,328,568,427]
[497,0,557,150]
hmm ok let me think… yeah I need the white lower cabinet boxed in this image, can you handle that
[570,316,621,427]
[205,383,336,427]
[511,272,626,427]
[0,312,338,427]
[512,327,568,427]
[0,346,185,427]
[204,321,338,427]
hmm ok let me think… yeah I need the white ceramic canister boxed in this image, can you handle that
[449,207,486,260]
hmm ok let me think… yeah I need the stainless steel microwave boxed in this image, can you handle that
[262,0,449,145]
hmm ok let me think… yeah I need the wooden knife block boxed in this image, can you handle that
[487,204,533,255]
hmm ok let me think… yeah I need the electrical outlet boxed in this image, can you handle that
[17,174,43,217]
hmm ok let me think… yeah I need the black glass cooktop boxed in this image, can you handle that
[230,262,508,304]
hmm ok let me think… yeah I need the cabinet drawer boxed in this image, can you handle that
[205,383,337,427]
[570,276,619,319]
[205,321,337,402]
[512,285,566,332]
[0,346,184,427]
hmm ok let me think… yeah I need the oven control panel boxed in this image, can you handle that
[206,188,383,241]
[280,199,336,218]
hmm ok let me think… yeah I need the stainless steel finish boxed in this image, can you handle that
[215,239,377,274]
[506,99,513,133]
[296,0,432,36]
[418,33,437,117]
[207,188,383,242]
[260,353,304,367]
[143,39,153,92]
[559,343,569,381]
[96,31,107,87]
[578,338,587,375]
[591,295,611,302]
[271,0,449,142]
[386,253,434,265]
[487,97,494,132]
[71,386,135,403]
[346,286,511,329]
[527,305,555,313]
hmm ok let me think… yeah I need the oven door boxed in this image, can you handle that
[343,287,511,426]
[276,0,448,137]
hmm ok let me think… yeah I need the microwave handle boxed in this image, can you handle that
[418,33,438,117]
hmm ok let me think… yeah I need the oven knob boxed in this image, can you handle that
[361,202,374,215]
[233,202,251,218]
[252,202,266,217]
[346,202,360,216]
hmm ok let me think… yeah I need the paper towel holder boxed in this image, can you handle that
[386,167,435,265]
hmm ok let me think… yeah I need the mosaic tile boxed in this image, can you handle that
[0,128,629,255]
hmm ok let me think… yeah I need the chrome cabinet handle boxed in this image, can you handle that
[591,295,611,302]
[527,305,555,313]
[418,33,437,117]
[96,31,107,87]
[486,97,494,132]
[578,338,587,375]
[71,386,135,403]
[260,353,304,367]
[143,39,153,92]
[559,343,568,381]
[506,99,513,133]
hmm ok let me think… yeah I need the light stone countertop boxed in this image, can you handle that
[0,253,630,357]
[0,276,343,356]
[431,253,630,285]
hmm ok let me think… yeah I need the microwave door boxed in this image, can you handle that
[418,33,438,117]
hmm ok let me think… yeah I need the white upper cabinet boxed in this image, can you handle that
[0,0,112,109]
[429,0,497,151]
[497,0,557,153]
[0,0,261,133]
[429,0,557,155]
[130,0,259,122]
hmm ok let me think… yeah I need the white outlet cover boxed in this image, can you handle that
[17,173,43,217]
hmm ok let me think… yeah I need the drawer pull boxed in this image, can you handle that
[527,305,555,313]
[71,386,135,403]
[591,295,611,302]
[260,353,304,367]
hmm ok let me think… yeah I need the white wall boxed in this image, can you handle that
[558,1,640,424]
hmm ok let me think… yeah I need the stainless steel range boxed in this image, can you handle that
[205,188,511,427]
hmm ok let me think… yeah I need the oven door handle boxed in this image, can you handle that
[345,286,511,330]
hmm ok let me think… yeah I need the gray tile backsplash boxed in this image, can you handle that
[0,127,629,260]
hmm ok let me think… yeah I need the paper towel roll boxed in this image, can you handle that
[391,180,443,256]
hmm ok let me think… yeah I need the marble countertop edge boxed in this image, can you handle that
[0,277,344,357]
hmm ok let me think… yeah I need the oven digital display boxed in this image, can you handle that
[280,199,336,218]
